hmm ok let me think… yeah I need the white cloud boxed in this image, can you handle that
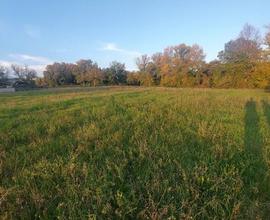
[102,43,120,51]
[100,42,141,70]
[28,64,48,73]
[0,60,13,67]
[9,54,51,64]
[101,42,141,57]
[0,54,52,76]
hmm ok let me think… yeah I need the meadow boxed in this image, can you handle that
[0,87,270,219]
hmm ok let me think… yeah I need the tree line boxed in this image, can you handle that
[1,23,270,89]
[131,24,270,88]
[41,60,127,87]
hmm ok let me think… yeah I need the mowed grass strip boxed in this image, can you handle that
[0,87,270,219]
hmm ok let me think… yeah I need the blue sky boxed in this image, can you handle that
[0,0,269,74]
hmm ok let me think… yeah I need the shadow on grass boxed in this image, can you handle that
[262,100,270,126]
[264,88,270,93]
[245,99,263,155]
[244,99,270,213]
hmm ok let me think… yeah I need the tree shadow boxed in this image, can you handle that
[264,87,270,93]
[245,99,263,154]
[244,99,270,215]
[262,100,270,126]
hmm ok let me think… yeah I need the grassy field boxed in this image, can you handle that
[0,87,270,219]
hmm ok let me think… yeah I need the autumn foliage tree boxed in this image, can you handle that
[127,71,140,85]
[263,25,270,61]
[75,60,104,86]
[43,62,76,86]
[135,44,205,87]
[103,61,127,85]
[39,23,270,89]
[218,24,262,63]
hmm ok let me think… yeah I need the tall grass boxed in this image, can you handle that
[0,87,270,219]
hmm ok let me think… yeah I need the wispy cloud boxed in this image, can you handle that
[0,54,52,76]
[100,43,141,70]
[102,43,122,52]
[101,43,141,57]
[28,64,48,73]
[9,54,51,64]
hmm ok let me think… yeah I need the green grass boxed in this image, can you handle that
[0,87,270,219]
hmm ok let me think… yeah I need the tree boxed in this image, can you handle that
[239,23,261,43]
[218,24,262,63]
[104,61,127,85]
[159,43,205,86]
[266,25,270,48]
[136,55,150,72]
[75,59,104,86]
[11,64,37,82]
[127,72,140,85]
[10,64,37,89]
[135,44,206,87]
[0,65,9,86]
[87,68,104,87]
[35,77,47,87]
[136,54,161,85]
[263,25,270,61]
[43,62,76,86]
[138,72,154,86]
[164,44,205,63]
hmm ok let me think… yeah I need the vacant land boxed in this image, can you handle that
[0,87,270,219]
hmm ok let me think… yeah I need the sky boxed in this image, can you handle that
[0,0,269,75]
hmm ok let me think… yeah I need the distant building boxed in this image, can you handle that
[0,78,35,92]
[7,78,19,85]
[0,78,16,92]
[0,87,15,93]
